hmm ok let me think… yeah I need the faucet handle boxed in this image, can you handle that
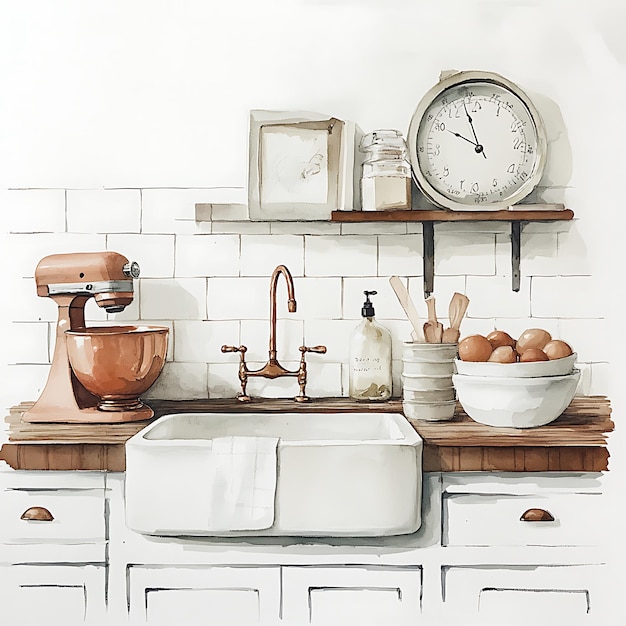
[221,345,247,354]
[299,345,327,354]
[295,345,327,403]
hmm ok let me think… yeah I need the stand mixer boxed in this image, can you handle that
[23,252,168,424]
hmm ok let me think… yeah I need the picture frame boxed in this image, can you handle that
[248,110,362,220]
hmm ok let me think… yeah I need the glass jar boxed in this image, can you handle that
[359,129,412,211]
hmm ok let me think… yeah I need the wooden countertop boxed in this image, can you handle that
[0,397,613,472]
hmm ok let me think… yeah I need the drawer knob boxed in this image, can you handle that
[520,508,554,522]
[20,506,54,521]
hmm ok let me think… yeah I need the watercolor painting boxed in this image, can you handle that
[1,1,624,624]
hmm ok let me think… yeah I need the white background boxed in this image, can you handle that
[1,1,625,619]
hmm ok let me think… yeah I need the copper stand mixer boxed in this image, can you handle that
[23,252,168,424]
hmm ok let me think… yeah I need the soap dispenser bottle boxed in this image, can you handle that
[349,290,392,401]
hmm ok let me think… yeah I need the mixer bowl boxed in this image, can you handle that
[66,325,168,412]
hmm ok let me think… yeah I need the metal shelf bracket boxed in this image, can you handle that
[423,222,435,298]
[511,221,522,292]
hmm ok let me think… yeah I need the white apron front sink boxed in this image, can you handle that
[125,412,422,537]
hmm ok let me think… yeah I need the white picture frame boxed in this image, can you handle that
[248,110,362,221]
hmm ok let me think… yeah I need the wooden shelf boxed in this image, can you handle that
[332,208,574,296]
[331,209,574,222]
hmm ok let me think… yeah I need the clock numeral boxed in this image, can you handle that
[511,120,526,132]
[448,107,461,119]
[471,182,479,193]
[459,180,465,190]
[434,122,446,132]
[471,101,482,113]
[513,137,525,150]
[492,178,498,188]
[507,163,515,174]
[443,167,450,177]
[432,144,441,156]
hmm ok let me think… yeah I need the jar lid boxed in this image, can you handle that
[360,129,408,152]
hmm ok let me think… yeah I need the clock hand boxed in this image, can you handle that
[463,102,487,159]
[446,129,487,157]
[446,129,478,147]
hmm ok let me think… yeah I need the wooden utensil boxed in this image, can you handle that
[423,296,443,343]
[389,276,424,341]
[442,292,470,343]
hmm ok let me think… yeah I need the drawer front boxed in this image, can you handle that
[0,488,105,543]
[443,492,601,547]
[443,564,602,618]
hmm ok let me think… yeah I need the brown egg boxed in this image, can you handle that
[516,328,552,354]
[519,348,549,362]
[486,330,516,350]
[488,346,518,363]
[543,339,573,360]
[458,334,493,362]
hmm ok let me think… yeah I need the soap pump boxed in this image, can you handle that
[349,290,392,401]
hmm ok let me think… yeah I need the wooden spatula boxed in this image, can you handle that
[389,276,424,341]
[442,292,470,343]
[423,296,443,343]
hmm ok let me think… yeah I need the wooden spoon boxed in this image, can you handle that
[423,296,443,343]
[389,276,424,341]
[442,292,470,343]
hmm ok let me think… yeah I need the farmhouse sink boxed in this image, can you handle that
[125,412,423,537]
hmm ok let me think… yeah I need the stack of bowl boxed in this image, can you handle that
[452,353,580,428]
[402,342,458,422]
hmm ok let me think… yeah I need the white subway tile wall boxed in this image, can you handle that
[1,189,66,233]
[67,189,142,233]
[2,188,610,410]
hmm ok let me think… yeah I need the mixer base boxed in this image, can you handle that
[23,403,155,424]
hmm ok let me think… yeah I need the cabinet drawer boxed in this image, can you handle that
[0,488,105,543]
[443,564,602,618]
[443,491,601,547]
[282,566,422,625]
[0,563,106,625]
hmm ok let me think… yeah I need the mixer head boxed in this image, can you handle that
[34,251,140,313]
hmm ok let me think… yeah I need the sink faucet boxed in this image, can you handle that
[222,265,327,402]
[269,265,296,364]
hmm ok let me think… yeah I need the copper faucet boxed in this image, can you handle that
[222,265,327,402]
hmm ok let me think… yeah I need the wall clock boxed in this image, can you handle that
[407,70,547,211]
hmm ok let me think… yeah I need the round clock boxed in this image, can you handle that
[407,70,547,211]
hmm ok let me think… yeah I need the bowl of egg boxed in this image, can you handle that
[452,328,580,428]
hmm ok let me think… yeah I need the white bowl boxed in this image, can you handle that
[402,399,456,422]
[403,360,456,376]
[401,373,454,391]
[452,370,580,428]
[403,342,458,361]
[454,353,577,378]
[403,387,456,402]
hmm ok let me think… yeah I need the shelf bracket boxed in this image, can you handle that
[423,222,435,298]
[511,221,521,292]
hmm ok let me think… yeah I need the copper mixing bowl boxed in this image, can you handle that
[66,325,169,412]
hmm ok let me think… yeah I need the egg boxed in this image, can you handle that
[488,345,518,363]
[516,328,552,354]
[543,339,573,360]
[486,330,516,350]
[458,334,493,362]
[519,348,549,362]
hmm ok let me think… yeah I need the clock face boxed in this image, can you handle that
[409,74,546,210]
